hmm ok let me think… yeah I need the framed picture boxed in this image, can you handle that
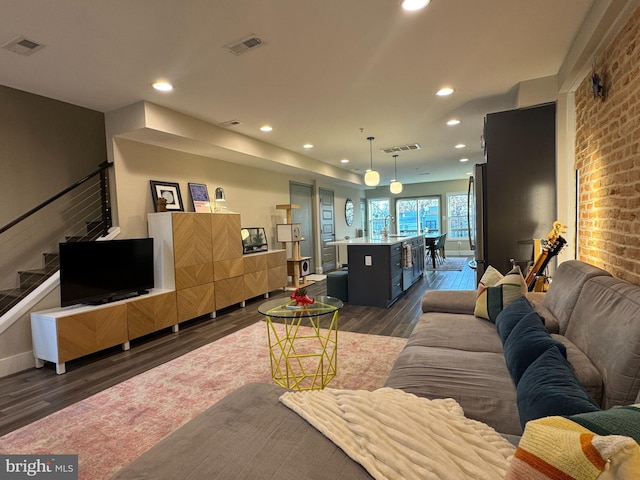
[188,183,212,213]
[150,180,184,212]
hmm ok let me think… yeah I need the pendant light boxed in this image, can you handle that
[364,136,380,187]
[390,154,403,194]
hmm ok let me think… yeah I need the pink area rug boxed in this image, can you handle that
[0,321,406,480]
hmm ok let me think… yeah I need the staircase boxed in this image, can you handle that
[0,221,107,317]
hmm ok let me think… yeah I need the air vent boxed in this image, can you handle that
[219,119,244,128]
[380,143,422,154]
[2,35,45,56]
[224,35,264,56]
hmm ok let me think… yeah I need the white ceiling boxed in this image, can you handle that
[0,0,603,186]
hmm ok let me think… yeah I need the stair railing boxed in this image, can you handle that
[0,162,114,322]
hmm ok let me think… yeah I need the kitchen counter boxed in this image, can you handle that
[327,234,423,246]
[330,234,424,308]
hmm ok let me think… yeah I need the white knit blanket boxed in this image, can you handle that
[280,388,515,480]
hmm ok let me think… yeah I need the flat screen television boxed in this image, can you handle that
[59,238,154,307]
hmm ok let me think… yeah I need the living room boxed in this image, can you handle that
[1,1,640,478]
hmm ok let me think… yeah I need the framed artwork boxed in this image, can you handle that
[150,180,184,212]
[188,182,212,213]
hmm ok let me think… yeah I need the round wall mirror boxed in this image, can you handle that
[345,198,354,226]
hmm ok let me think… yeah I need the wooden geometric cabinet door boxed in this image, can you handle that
[56,304,128,363]
[177,283,215,322]
[267,250,288,291]
[127,291,178,339]
[173,212,213,289]
[211,213,242,261]
[243,253,268,299]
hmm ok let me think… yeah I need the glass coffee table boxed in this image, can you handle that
[258,295,343,390]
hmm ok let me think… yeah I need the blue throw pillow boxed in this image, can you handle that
[517,347,601,429]
[503,312,567,385]
[495,295,535,344]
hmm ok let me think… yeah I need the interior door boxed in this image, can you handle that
[319,188,336,272]
[289,182,315,274]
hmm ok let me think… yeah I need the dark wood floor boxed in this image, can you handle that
[0,257,475,437]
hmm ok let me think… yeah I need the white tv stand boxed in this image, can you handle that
[31,289,177,374]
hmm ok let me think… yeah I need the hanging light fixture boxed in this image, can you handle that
[390,154,403,194]
[364,136,380,186]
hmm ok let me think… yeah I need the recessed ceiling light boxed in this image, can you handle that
[303,144,314,149]
[436,87,454,96]
[446,119,461,126]
[260,125,273,132]
[152,81,173,92]
[466,172,473,176]
[455,143,466,149]
[341,159,350,164]
[402,0,430,11]
[460,158,469,162]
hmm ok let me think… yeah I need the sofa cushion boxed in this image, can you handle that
[526,294,560,333]
[384,345,522,435]
[553,334,603,406]
[517,347,601,428]
[421,290,477,315]
[542,260,610,335]
[475,266,527,322]
[407,313,504,353]
[477,265,503,290]
[503,313,567,386]
[495,295,536,344]
[565,276,640,409]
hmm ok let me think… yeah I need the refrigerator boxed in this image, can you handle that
[468,103,557,282]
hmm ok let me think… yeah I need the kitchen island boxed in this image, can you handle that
[327,235,424,307]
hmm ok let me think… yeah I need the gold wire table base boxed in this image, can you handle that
[265,310,338,390]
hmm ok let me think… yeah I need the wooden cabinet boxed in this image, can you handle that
[128,290,178,339]
[148,212,287,319]
[267,250,288,291]
[32,289,177,374]
[243,250,287,299]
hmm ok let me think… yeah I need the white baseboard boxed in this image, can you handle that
[0,350,35,378]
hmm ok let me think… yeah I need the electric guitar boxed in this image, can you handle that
[525,221,568,292]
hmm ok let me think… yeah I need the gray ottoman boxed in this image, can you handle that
[327,270,348,301]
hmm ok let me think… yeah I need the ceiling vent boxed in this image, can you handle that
[219,119,244,128]
[380,143,422,154]
[224,35,264,56]
[2,35,45,56]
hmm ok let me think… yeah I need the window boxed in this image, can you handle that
[447,192,469,239]
[368,198,389,236]
[396,197,440,235]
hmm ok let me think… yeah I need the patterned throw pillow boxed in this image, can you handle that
[506,413,640,480]
[477,265,503,293]
[475,266,527,322]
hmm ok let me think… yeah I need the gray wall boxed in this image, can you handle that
[0,85,107,227]
[0,85,107,290]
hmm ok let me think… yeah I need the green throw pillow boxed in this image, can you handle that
[567,405,640,444]
[475,266,527,322]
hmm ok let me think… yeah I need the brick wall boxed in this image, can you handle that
[575,6,640,285]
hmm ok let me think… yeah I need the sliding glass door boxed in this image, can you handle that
[396,197,440,235]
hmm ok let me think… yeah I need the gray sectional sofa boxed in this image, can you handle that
[112,260,640,479]
[385,259,640,435]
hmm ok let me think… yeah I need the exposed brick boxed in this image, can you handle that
[576,6,640,286]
